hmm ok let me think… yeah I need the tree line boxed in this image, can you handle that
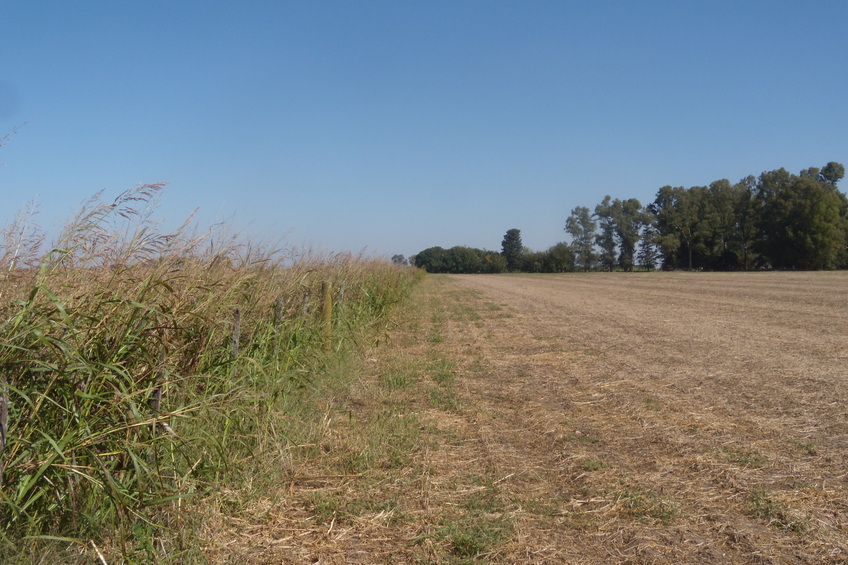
[410,232,576,274]
[412,161,847,273]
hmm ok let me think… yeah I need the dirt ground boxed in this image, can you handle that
[443,271,848,563]
[216,271,848,564]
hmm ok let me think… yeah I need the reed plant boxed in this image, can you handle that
[0,185,420,561]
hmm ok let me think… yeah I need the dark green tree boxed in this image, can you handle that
[414,247,448,272]
[501,228,524,272]
[820,161,845,186]
[610,197,648,271]
[543,242,576,272]
[637,224,660,270]
[732,176,761,270]
[520,248,546,273]
[649,186,703,270]
[483,251,508,273]
[565,206,596,271]
[444,246,482,273]
[756,165,847,269]
[414,246,507,273]
[594,196,617,271]
[698,179,739,268]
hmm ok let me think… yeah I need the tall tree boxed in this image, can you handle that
[649,186,703,270]
[565,206,596,271]
[756,165,848,269]
[637,224,660,270]
[501,228,524,272]
[699,180,732,268]
[594,196,617,271]
[610,197,647,271]
[732,176,761,270]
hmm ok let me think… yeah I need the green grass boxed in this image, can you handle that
[581,459,607,472]
[427,329,445,344]
[613,488,677,524]
[787,438,817,455]
[745,489,809,534]
[721,446,769,468]
[380,359,419,390]
[413,513,512,564]
[428,353,456,385]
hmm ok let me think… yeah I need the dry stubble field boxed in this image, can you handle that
[222,271,848,564]
[444,271,848,563]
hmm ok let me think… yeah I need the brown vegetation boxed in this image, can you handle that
[220,272,848,563]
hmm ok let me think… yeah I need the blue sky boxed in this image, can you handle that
[1,1,846,258]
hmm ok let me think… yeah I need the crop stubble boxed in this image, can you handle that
[445,271,848,563]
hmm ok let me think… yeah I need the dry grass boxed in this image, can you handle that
[209,271,848,563]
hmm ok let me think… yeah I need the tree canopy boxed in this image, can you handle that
[648,163,847,270]
[501,229,524,272]
[564,206,596,271]
[412,161,847,273]
[413,246,507,274]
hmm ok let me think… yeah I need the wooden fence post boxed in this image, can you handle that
[147,346,166,464]
[322,281,332,350]
[231,308,242,358]
[149,347,165,415]
[275,297,285,329]
[0,373,7,486]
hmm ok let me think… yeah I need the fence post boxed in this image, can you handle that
[147,346,166,464]
[275,297,285,329]
[0,373,7,486]
[149,347,165,415]
[322,281,332,350]
[231,308,241,358]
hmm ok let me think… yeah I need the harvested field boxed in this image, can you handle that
[214,271,848,563]
[444,271,848,563]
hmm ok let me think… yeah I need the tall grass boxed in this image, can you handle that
[0,185,420,560]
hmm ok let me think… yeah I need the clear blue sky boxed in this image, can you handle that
[1,1,846,258]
